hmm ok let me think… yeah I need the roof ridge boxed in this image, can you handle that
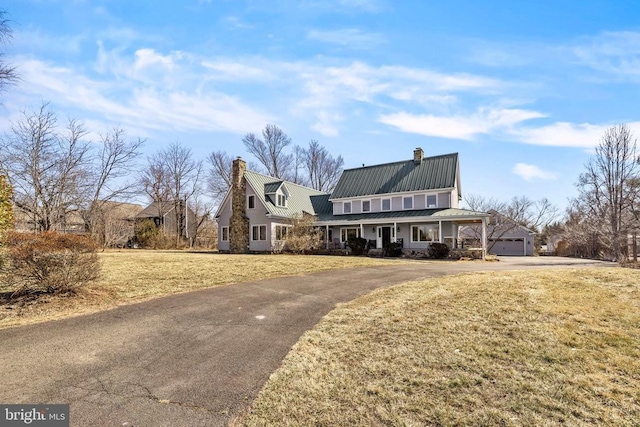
[244,169,328,195]
[343,152,458,171]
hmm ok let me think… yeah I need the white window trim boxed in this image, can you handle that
[426,194,438,209]
[403,195,414,210]
[275,224,292,241]
[221,226,229,242]
[276,193,287,208]
[343,201,352,214]
[411,224,439,242]
[340,227,361,242]
[251,224,267,241]
[381,198,391,211]
[361,199,371,213]
[247,195,256,209]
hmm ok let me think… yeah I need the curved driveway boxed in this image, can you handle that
[0,257,610,426]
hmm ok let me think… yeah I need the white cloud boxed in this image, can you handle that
[13,57,273,136]
[512,163,557,182]
[379,108,545,140]
[573,31,640,78]
[307,28,384,48]
[509,122,609,148]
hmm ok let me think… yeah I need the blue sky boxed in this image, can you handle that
[3,0,640,211]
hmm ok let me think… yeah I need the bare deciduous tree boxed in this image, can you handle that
[463,194,558,251]
[572,123,640,261]
[141,142,203,246]
[242,124,294,180]
[301,139,344,192]
[207,150,234,203]
[0,10,19,97]
[83,127,144,244]
[0,103,91,232]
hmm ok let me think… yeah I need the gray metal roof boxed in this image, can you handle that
[264,181,283,194]
[244,170,328,218]
[315,208,488,224]
[330,153,459,200]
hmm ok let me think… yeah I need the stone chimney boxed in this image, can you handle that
[413,147,424,164]
[229,157,250,254]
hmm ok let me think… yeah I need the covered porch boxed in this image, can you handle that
[314,208,490,259]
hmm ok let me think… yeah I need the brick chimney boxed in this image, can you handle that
[229,157,249,253]
[413,147,424,164]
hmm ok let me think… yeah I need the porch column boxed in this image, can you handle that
[439,221,443,243]
[360,223,364,240]
[481,218,487,260]
[326,225,329,249]
[393,222,397,243]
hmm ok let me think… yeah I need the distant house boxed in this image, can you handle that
[216,148,489,256]
[136,201,197,241]
[460,210,536,256]
[12,201,143,243]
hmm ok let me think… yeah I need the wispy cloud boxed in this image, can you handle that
[307,28,384,49]
[508,122,608,148]
[573,31,640,78]
[512,163,557,182]
[379,108,545,140]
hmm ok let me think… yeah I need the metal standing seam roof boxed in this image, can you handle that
[244,170,328,218]
[329,153,459,200]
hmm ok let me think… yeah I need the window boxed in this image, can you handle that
[275,224,291,240]
[403,196,413,210]
[412,224,439,242]
[362,200,371,212]
[276,194,286,207]
[382,198,391,211]
[341,227,361,242]
[343,202,352,214]
[248,195,255,209]
[252,225,267,241]
[221,226,229,242]
[426,195,437,208]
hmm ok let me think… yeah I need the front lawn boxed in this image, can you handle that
[238,268,640,426]
[0,250,404,329]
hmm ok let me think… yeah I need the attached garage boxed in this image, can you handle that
[488,238,528,256]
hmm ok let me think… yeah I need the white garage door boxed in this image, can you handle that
[489,238,525,256]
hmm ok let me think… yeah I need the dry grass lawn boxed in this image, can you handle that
[238,268,640,426]
[0,250,403,329]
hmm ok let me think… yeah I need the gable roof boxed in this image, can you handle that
[329,152,460,200]
[244,170,328,218]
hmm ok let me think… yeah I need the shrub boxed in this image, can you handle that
[384,241,403,257]
[428,242,450,259]
[347,237,368,255]
[4,231,100,295]
[283,214,323,254]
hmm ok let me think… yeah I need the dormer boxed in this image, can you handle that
[265,181,289,208]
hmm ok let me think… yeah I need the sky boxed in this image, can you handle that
[2,0,640,212]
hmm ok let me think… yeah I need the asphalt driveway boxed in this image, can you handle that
[0,257,611,426]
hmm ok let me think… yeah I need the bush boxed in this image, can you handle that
[428,242,450,259]
[384,241,403,257]
[347,237,368,255]
[3,231,100,295]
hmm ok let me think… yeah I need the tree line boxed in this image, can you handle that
[0,102,343,247]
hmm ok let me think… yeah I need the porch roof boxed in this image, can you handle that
[314,208,489,225]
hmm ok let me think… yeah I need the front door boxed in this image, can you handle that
[377,226,393,249]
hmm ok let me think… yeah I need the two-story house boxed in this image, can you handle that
[216,148,489,256]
